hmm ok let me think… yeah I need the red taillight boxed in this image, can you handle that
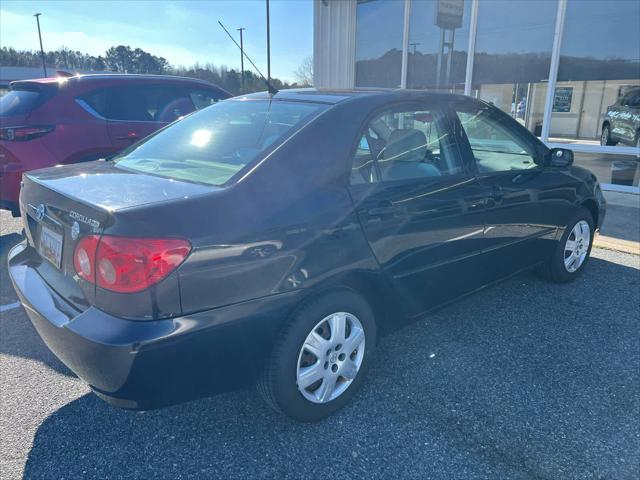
[73,236,191,293]
[0,125,55,142]
[74,235,100,283]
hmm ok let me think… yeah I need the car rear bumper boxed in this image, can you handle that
[8,241,300,409]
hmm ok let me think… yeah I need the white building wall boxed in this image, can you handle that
[313,0,357,89]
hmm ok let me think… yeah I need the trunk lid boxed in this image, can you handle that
[20,160,215,313]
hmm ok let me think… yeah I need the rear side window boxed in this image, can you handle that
[0,89,42,117]
[79,84,221,123]
[351,106,462,184]
[189,88,222,110]
[113,99,326,186]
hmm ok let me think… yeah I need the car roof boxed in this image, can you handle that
[11,74,224,90]
[238,88,471,105]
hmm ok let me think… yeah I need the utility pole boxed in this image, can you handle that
[237,27,246,91]
[34,13,47,77]
[266,0,271,86]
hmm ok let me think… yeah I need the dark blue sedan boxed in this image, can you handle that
[9,89,606,421]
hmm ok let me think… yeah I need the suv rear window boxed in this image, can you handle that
[113,99,326,186]
[0,89,42,117]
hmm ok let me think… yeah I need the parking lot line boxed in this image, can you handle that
[0,302,21,313]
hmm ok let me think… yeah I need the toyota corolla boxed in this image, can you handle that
[8,89,606,421]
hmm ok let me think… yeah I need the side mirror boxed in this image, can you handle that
[547,148,574,168]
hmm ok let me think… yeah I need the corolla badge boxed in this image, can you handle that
[35,204,45,221]
[71,221,80,240]
[69,211,101,232]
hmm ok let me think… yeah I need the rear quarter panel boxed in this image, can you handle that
[109,99,387,317]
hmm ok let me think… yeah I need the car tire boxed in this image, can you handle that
[539,207,595,283]
[258,289,376,422]
[600,124,617,146]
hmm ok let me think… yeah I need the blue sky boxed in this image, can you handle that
[0,0,313,82]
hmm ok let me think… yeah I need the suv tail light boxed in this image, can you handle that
[74,235,191,293]
[0,125,55,142]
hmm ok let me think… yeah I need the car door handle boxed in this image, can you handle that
[116,132,140,141]
[489,185,504,201]
[367,205,397,216]
[363,200,398,218]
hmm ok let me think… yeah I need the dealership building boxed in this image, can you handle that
[313,0,640,192]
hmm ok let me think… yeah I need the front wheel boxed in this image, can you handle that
[600,124,617,146]
[539,208,594,283]
[258,290,376,422]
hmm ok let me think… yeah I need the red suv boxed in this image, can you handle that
[0,74,229,215]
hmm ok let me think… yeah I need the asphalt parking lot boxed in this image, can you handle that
[1,209,639,480]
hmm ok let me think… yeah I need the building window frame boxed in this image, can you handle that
[396,0,638,191]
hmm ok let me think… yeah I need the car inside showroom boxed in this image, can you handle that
[313,0,640,192]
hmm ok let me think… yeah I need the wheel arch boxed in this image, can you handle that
[297,270,400,336]
[580,198,599,227]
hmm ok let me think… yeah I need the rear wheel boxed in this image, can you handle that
[600,124,617,146]
[539,208,594,283]
[258,290,376,422]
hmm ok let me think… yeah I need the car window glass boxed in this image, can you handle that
[113,100,326,186]
[189,89,222,110]
[79,89,109,118]
[351,130,380,184]
[351,106,461,184]
[0,89,42,117]
[620,90,636,106]
[455,106,537,173]
[80,85,198,122]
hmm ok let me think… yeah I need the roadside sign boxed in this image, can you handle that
[435,0,464,30]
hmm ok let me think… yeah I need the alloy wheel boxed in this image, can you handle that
[296,312,365,404]
[564,220,591,273]
[601,127,609,146]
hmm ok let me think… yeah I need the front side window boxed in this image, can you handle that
[455,106,538,173]
[114,100,326,186]
[351,106,461,184]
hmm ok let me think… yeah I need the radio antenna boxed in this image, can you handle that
[218,20,278,96]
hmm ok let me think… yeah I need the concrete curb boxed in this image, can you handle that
[594,234,640,255]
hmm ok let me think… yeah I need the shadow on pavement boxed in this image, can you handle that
[22,255,640,479]
[0,306,76,378]
[1,229,76,377]
[0,232,22,255]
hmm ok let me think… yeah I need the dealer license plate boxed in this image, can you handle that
[39,225,63,269]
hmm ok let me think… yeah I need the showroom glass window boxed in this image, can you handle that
[548,0,640,188]
[355,0,405,88]
[549,0,640,147]
[407,0,472,92]
[472,0,558,135]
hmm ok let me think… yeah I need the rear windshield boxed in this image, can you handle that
[0,89,42,117]
[114,99,326,186]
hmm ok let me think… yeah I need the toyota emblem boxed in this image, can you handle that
[71,221,80,240]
